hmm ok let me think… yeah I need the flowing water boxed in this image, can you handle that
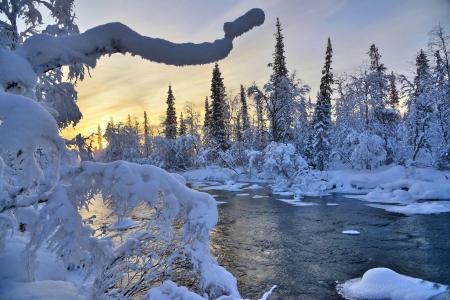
[82,183,450,299]
[194,185,450,300]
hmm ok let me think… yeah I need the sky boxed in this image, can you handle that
[62,0,450,138]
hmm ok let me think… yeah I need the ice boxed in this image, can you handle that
[342,230,360,235]
[273,191,295,196]
[327,203,339,206]
[277,198,318,207]
[236,194,249,196]
[368,201,450,215]
[107,218,140,230]
[337,267,448,300]
[253,195,269,199]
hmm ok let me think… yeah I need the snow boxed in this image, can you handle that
[273,191,295,196]
[327,203,339,206]
[368,201,450,215]
[107,218,140,230]
[236,194,249,196]
[253,195,269,199]
[13,8,265,76]
[247,184,263,189]
[277,198,318,207]
[183,166,235,181]
[342,230,360,235]
[0,280,86,300]
[337,268,448,300]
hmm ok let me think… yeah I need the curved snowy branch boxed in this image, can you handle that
[15,8,265,73]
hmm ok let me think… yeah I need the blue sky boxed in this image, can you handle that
[63,0,450,137]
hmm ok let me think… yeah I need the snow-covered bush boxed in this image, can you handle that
[261,142,308,179]
[347,131,387,170]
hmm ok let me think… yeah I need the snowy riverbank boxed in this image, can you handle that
[182,164,450,216]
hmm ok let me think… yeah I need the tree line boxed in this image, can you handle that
[95,19,450,176]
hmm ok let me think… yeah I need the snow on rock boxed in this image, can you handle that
[337,267,448,300]
[368,201,450,215]
[107,218,140,230]
[342,230,360,235]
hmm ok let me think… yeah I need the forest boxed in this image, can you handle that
[94,19,450,185]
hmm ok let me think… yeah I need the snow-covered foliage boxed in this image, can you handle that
[0,7,266,299]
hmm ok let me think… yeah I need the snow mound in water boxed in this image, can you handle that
[342,230,360,235]
[337,267,448,300]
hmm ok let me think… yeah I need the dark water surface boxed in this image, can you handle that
[192,186,450,300]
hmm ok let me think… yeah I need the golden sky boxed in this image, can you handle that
[62,0,450,139]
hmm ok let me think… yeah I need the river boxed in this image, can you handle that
[82,183,450,299]
[193,185,450,300]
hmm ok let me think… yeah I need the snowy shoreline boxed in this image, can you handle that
[183,164,450,216]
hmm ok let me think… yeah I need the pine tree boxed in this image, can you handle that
[210,63,228,151]
[409,49,432,162]
[143,111,152,157]
[266,18,291,142]
[388,71,399,109]
[204,97,211,128]
[164,84,178,139]
[310,37,334,171]
[179,112,187,136]
[271,18,288,80]
[97,124,103,150]
[240,84,250,131]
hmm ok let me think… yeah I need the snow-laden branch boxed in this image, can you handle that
[14,8,265,73]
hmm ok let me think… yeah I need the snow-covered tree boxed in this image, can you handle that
[210,62,229,151]
[309,37,334,170]
[97,124,103,150]
[163,84,178,139]
[249,19,309,145]
[240,84,250,132]
[179,112,187,136]
[0,7,265,299]
[143,110,153,157]
[0,0,84,129]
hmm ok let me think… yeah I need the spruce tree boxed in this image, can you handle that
[410,49,432,162]
[204,97,211,128]
[310,37,334,171]
[240,84,250,131]
[210,62,228,151]
[179,112,187,136]
[388,71,399,109]
[271,18,288,80]
[143,111,151,156]
[266,18,291,142]
[164,84,178,139]
[97,124,103,150]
